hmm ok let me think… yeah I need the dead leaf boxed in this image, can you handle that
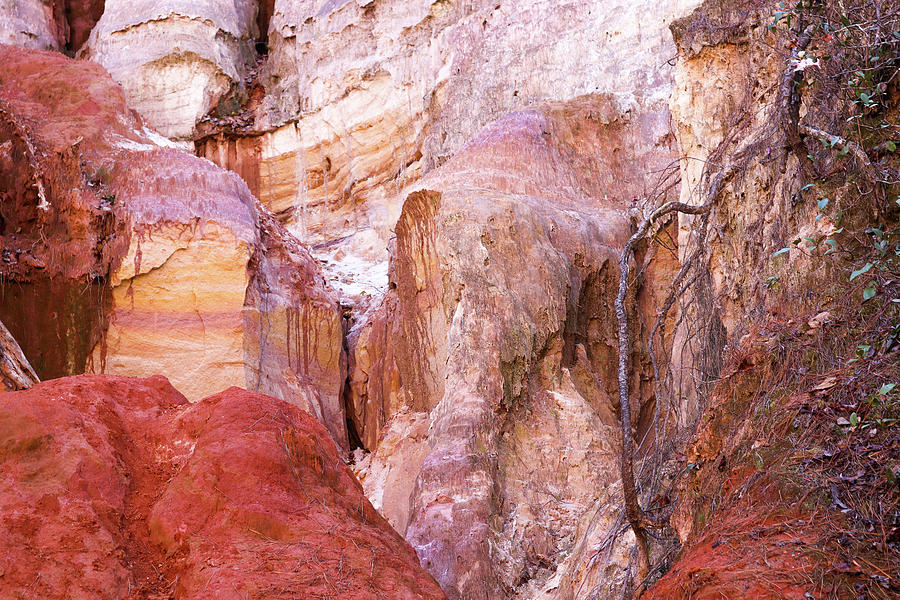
[813,376,839,392]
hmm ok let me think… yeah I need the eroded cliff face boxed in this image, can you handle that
[0,0,105,51]
[645,1,900,596]
[3,1,894,599]
[349,96,680,599]
[16,0,705,596]
[80,0,263,140]
[0,0,60,50]
[0,44,348,449]
[193,0,702,304]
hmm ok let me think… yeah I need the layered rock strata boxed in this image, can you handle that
[0,45,347,448]
[196,0,702,301]
[80,0,263,139]
[0,375,447,599]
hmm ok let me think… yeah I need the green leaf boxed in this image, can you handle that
[825,239,838,247]
[887,140,897,152]
[863,285,877,300]
[850,263,873,280]
[802,183,814,191]
[849,412,859,427]
[817,198,829,210]
[878,383,897,396]
[772,247,791,258]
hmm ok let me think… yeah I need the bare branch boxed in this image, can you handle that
[799,123,879,181]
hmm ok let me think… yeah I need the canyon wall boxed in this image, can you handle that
[0,0,104,51]
[4,1,893,599]
[194,0,703,303]
[2,1,705,597]
[0,1,60,50]
[350,96,680,599]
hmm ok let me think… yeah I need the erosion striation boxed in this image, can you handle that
[193,0,701,304]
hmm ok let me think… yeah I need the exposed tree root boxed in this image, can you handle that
[0,318,39,391]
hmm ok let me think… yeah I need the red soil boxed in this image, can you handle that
[645,315,900,599]
[0,375,447,599]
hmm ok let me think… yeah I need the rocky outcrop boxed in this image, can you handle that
[0,46,130,380]
[663,0,896,423]
[0,45,347,449]
[644,1,900,596]
[243,211,348,444]
[80,0,263,139]
[0,1,60,50]
[0,374,448,599]
[349,95,680,599]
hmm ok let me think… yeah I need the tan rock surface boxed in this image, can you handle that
[352,410,431,535]
[81,0,261,139]
[665,1,846,425]
[92,144,350,450]
[92,148,258,405]
[244,211,349,448]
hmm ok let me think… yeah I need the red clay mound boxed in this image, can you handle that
[0,375,447,600]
